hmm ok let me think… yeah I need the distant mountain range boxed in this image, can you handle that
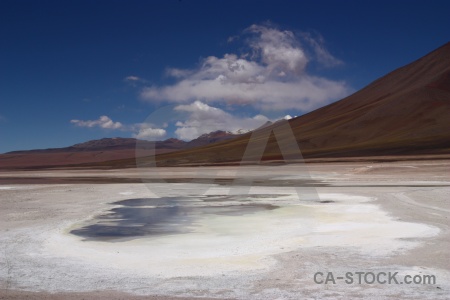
[2,42,449,169]
[7,130,239,154]
[0,131,240,169]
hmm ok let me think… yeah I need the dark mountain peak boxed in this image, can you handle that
[162,138,184,144]
[154,138,187,150]
[72,137,138,150]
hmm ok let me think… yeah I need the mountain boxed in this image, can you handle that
[6,138,143,154]
[1,138,145,169]
[0,131,240,169]
[72,138,142,151]
[187,130,238,148]
[129,42,450,166]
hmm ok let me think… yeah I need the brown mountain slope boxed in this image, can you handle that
[288,42,450,157]
[130,42,450,167]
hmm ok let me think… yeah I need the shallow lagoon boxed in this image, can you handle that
[71,195,280,240]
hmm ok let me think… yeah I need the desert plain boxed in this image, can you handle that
[0,159,449,299]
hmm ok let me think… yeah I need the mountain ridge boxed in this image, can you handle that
[0,131,243,169]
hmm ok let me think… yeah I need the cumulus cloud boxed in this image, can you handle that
[131,122,167,140]
[246,24,308,76]
[71,115,123,129]
[133,127,166,140]
[141,24,350,111]
[173,100,270,140]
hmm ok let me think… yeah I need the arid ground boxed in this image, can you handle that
[0,160,449,299]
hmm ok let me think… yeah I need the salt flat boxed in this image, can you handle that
[0,160,449,299]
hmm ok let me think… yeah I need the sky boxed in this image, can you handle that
[1,0,449,153]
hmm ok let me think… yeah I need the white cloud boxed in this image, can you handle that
[124,75,141,82]
[246,24,308,76]
[70,115,123,129]
[141,24,350,111]
[124,75,147,86]
[70,116,166,140]
[173,101,271,140]
[132,122,167,140]
[165,68,193,78]
[133,127,166,140]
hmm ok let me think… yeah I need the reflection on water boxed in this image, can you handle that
[70,196,279,241]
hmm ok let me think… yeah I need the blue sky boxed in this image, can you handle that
[1,0,449,153]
